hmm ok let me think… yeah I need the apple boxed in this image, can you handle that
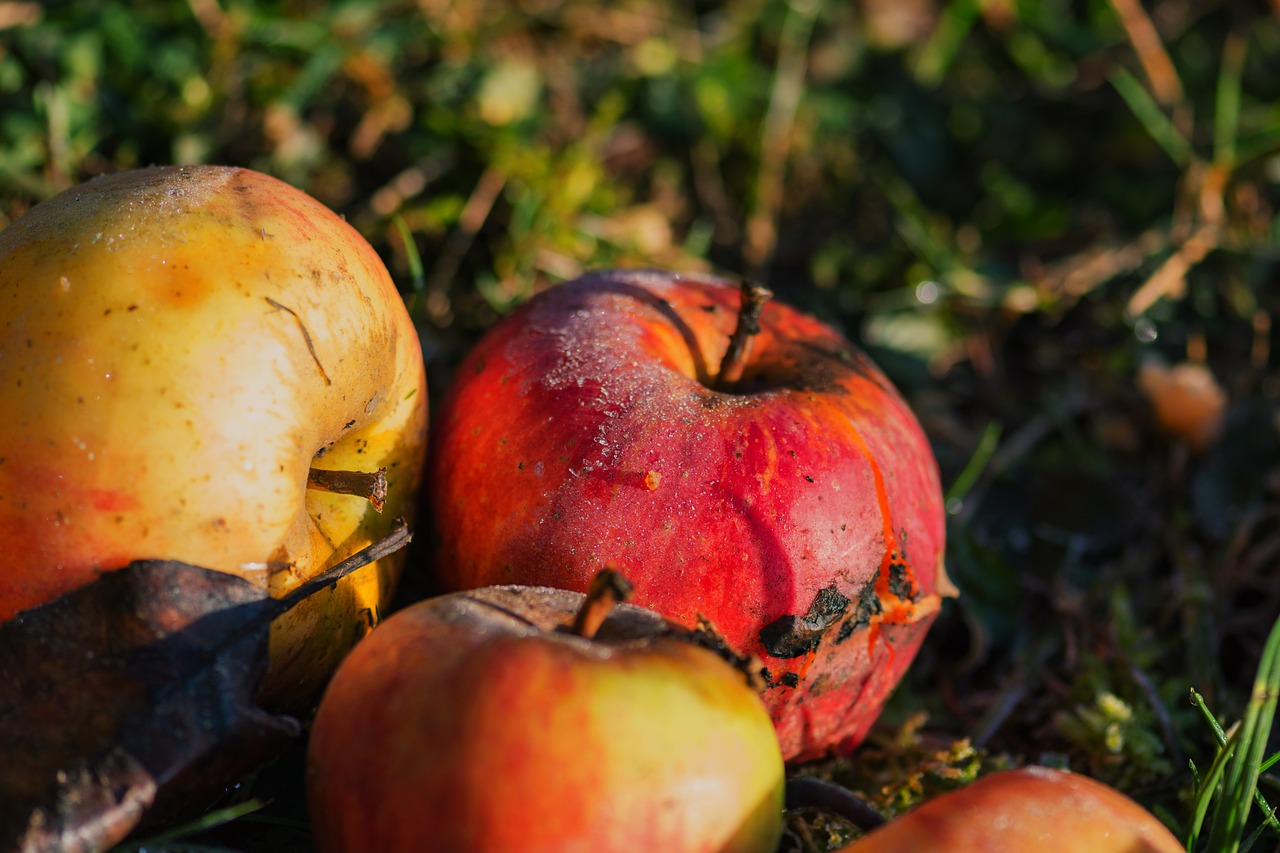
[305,570,786,853]
[0,165,428,707]
[426,268,952,761]
[836,766,1184,852]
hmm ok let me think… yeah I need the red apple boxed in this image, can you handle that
[0,166,428,707]
[837,766,1184,852]
[426,269,952,761]
[305,571,786,853]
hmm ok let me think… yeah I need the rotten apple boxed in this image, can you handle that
[426,269,951,761]
[0,165,428,707]
[837,766,1183,852]
[306,570,786,853]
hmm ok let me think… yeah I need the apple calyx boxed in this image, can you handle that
[306,467,389,512]
[568,568,634,639]
[715,279,774,390]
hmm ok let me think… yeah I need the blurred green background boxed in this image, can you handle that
[3,0,1280,849]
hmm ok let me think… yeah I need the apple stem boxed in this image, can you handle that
[275,518,412,613]
[785,777,886,832]
[570,568,634,640]
[716,279,773,390]
[307,467,388,512]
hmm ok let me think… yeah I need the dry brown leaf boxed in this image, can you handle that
[0,521,411,852]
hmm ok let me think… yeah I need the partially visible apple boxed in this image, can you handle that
[0,166,428,707]
[838,766,1183,852]
[306,571,786,853]
[426,269,952,761]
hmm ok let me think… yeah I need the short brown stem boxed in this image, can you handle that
[716,279,773,390]
[277,518,412,612]
[570,568,634,639]
[307,467,388,512]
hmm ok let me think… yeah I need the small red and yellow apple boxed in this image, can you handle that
[839,766,1183,852]
[306,571,786,853]
[0,165,428,706]
[426,269,952,761]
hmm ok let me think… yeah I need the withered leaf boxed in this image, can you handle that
[0,520,411,853]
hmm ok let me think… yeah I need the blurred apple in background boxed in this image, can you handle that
[837,766,1184,852]
[0,165,428,707]
[306,570,786,853]
[426,268,952,761]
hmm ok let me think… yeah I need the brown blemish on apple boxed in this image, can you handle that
[758,585,851,659]
[842,583,884,637]
[643,470,661,491]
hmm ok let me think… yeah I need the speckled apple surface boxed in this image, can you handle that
[427,268,951,761]
[0,166,427,706]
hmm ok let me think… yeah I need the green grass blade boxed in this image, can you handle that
[1242,801,1280,853]
[1213,32,1247,170]
[1187,726,1240,851]
[914,0,982,86]
[1192,689,1230,742]
[392,213,426,294]
[113,799,268,851]
[1110,67,1191,167]
[1234,125,1280,169]
[945,421,1002,509]
[1205,613,1280,852]
[1193,689,1280,839]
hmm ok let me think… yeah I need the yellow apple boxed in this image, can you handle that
[0,165,428,707]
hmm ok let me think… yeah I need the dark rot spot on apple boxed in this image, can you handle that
[759,585,851,659]
[760,668,801,689]
[886,557,914,600]
[852,582,883,627]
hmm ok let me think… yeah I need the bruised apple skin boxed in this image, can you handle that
[0,165,428,707]
[306,581,785,853]
[839,766,1184,852]
[427,268,951,761]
